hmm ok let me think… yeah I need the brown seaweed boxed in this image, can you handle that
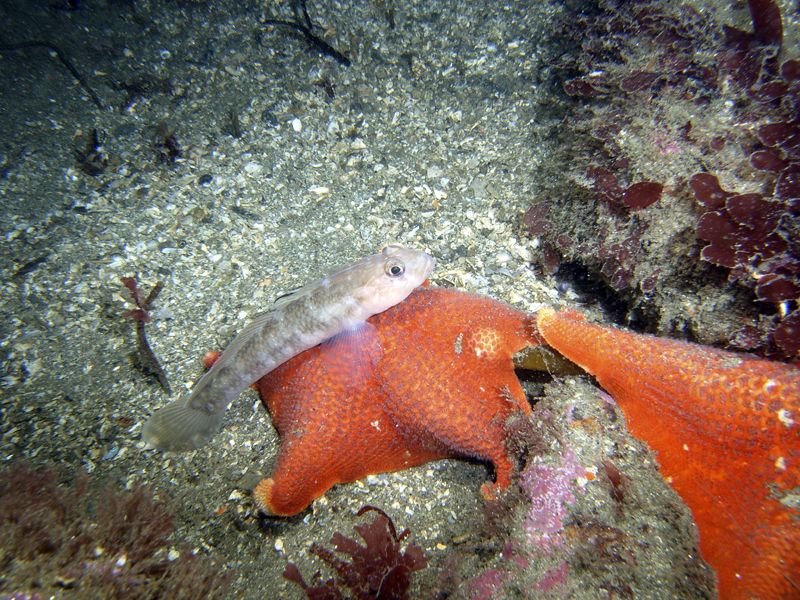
[262,0,350,66]
[0,40,102,108]
[121,277,171,394]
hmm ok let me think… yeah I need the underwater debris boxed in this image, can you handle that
[11,254,50,282]
[262,0,350,66]
[284,505,427,600]
[117,76,173,113]
[121,277,171,394]
[314,77,336,100]
[0,40,102,108]
[154,122,181,164]
[228,109,242,138]
[74,128,108,176]
[0,460,231,599]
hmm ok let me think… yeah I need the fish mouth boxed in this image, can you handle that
[407,250,435,283]
[422,253,436,280]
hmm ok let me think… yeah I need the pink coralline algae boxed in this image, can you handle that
[532,562,570,593]
[463,539,571,599]
[465,568,512,600]
[520,448,586,549]
[460,442,587,599]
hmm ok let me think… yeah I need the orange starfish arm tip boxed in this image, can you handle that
[201,351,222,369]
[535,306,800,600]
[253,478,278,515]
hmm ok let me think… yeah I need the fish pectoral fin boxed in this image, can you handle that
[318,321,382,390]
[142,396,226,452]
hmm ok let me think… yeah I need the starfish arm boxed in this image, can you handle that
[376,291,539,492]
[255,396,451,515]
[536,306,800,600]
[255,337,450,516]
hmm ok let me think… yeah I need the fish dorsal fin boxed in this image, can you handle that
[195,311,278,386]
[209,280,363,388]
[271,283,314,311]
[271,251,391,311]
[271,255,359,311]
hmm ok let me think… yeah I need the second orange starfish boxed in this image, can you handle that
[537,306,800,600]
[248,286,542,516]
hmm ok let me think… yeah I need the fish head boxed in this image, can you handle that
[349,244,435,315]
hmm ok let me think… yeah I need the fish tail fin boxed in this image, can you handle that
[142,396,225,452]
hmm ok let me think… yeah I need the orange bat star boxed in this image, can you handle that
[243,286,542,517]
[536,306,800,600]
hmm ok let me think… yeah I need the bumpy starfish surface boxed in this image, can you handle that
[536,306,800,600]
[247,286,542,517]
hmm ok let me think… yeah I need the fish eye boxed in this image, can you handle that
[385,259,405,278]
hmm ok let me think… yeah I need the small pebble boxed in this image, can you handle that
[244,162,263,175]
[291,118,302,132]
[326,119,340,137]
[102,443,119,461]
[198,174,213,185]
[262,110,278,126]
[48,311,66,326]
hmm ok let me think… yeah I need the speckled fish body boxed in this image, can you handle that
[142,245,435,452]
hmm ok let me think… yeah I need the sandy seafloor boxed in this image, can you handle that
[4,0,792,597]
